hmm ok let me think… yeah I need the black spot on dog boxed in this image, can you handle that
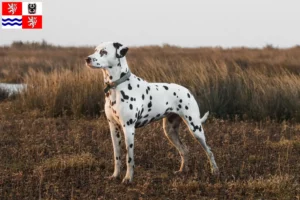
[129,104,133,110]
[148,109,151,112]
[150,96,152,100]
[189,116,192,121]
[126,119,136,126]
[142,94,145,100]
[109,76,113,80]
[135,122,141,128]
[144,114,149,118]
[130,144,133,148]
[113,42,122,49]
[120,72,126,78]
[148,101,152,108]
[116,133,120,138]
[128,84,132,90]
[116,157,119,160]
[119,141,121,145]
[137,108,144,120]
[156,114,160,117]
[137,84,140,88]
[187,93,191,98]
[179,99,183,103]
[163,86,169,90]
[178,104,182,108]
[137,78,141,81]
[141,119,148,126]
[166,102,169,105]
[128,157,132,163]
[121,99,124,102]
[173,92,176,96]
[190,122,202,132]
[140,108,144,115]
[165,107,172,114]
[120,90,129,100]
[132,132,135,135]
[185,106,189,110]
[150,117,155,122]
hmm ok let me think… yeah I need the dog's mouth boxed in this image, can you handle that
[85,62,112,69]
[85,63,96,68]
[85,62,104,69]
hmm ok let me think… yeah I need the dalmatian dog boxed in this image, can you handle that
[85,42,219,183]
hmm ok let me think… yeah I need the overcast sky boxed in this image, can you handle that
[1,0,299,47]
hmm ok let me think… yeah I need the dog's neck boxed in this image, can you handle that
[101,57,130,85]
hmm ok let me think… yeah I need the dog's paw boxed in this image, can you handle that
[122,177,132,184]
[174,170,189,176]
[174,170,184,175]
[211,167,220,176]
[174,166,189,175]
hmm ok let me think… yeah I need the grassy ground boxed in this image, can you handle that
[0,102,299,199]
[0,42,300,199]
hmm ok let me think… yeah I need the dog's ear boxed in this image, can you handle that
[113,42,129,58]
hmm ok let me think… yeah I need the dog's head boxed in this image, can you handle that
[85,42,129,69]
[28,3,36,14]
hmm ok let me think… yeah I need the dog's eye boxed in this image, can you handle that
[100,49,107,57]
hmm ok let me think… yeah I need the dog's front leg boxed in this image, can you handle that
[122,126,135,183]
[107,122,122,179]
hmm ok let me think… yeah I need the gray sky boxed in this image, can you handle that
[1,0,299,47]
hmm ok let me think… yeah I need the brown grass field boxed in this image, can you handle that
[0,41,300,199]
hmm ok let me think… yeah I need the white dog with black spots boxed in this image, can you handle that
[85,42,219,183]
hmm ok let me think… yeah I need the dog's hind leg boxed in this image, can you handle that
[182,112,219,175]
[163,113,189,173]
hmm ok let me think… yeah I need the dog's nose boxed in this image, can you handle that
[85,57,91,64]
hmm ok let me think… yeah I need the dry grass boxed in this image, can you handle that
[1,42,300,120]
[0,42,300,199]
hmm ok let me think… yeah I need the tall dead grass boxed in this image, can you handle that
[1,42,300,120]
[15,69,104,117]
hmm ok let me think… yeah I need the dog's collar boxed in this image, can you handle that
[104,70,131,93]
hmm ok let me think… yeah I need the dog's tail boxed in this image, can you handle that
[200,111,209,123]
